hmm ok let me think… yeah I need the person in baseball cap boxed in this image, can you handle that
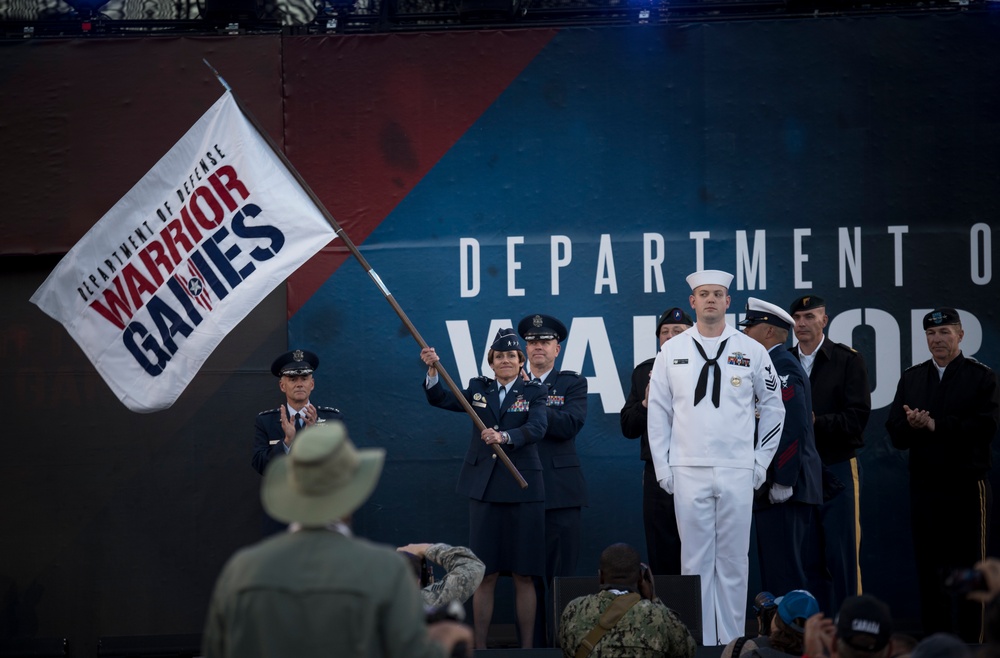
[755,589,821,656]
[836,594,894,653]
[775,590,820,634]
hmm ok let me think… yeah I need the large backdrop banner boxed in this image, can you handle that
[30,91,337,412]
[1,16,999,653]
[279,16,1000,621]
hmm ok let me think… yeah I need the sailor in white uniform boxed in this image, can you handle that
[647,269,785,646]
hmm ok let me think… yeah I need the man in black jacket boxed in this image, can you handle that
[252,349,344,476]
[887,307,999,642]
[519,313,588,646]
[518,313,589,584]
[252,349,345,535]
[789,296,870,615]
[620,306,693,576]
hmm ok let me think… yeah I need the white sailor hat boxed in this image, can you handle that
[685,269,734,291]
[738,297,794,329]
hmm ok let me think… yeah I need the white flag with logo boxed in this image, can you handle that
[30,91,337,412]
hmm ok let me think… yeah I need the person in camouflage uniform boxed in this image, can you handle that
[398,542,487,607]
[558,543,696,658]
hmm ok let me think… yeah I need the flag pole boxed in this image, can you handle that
[203,61,528,489]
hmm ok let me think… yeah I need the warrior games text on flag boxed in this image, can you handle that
[31,91,337,412]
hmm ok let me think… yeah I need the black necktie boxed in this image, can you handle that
[295,413,304,431]
[692,337,729,408]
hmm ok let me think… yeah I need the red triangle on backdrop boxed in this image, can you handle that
[282,29,558,317]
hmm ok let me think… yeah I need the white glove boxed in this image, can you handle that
[752,464,767,490]
[768,483,793,504]
[660,472,674,495]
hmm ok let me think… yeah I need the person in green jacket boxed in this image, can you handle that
[203,421,473,658]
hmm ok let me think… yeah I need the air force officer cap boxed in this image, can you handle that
[271,349,319,377]
[518,314,568,342]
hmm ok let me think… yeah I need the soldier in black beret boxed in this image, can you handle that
[788,295,871,615]
[620,307,693,578]
[887,308,999,641]
[922,307,960,332]
[251,349,345,531]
